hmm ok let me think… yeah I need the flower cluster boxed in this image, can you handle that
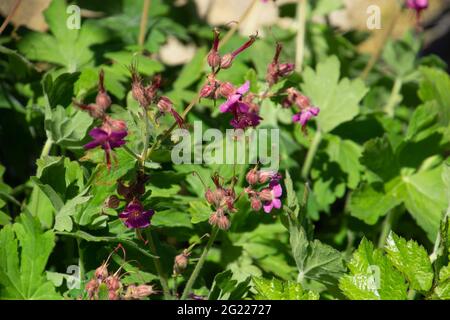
[205,173,237,230]
[283,88,320,132]
[85,249,155,300]
[130,65,185,128]
[245,168,282,213]
[74,70,128,169]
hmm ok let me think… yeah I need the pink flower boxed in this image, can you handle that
[262,182,282,213]
[219,81,250,113]
[406,0,428,11]
[292,106,320,129]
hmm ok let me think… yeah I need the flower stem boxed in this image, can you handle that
[140,109,151,167]
[180,227,219,300]
[146,229,172,300]
[77,238,85,282]
[383,77,402,117]
[40,138,53,158]
[138,0,151,47]
[378,210,396,248]
[0,0,21,35]
[295,0,307,73]
[301,130,322,180]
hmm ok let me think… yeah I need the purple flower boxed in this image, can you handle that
[219,81,250,113]
[119,200,155,229]
[219,81,262,129]
[84,124,128,169]
[262,182,282,213]
[292,106,320,129]
[406,0,428,11]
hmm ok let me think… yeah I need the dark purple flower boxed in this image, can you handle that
[292,106,320,129]
[119,199,155,229]
[230,111,262,129]
[84,120,128,169]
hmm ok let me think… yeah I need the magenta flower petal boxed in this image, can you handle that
[271,183,282,198]
[263,202,274,213]
[236,81,250,95]
[272,198,282,209]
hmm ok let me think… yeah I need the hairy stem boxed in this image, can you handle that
[301,130,322,180]
[383,77,402,117]
[378,210,395,248]
[146,229,172,300]
[295,0,307,73]
[76,238,85,282]
[180,227,219,300]
[40,138,53,158]
[138,0,151,47]
[140,109,151,167]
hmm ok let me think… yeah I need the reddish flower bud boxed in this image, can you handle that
[96,70,112,110]
[207,50,221,69]
[217,214,230,230]
[95,263,108,281]
[157,96,173,113]
[108,290,119,300]
[86,279,99,300]
[259,189,273,202]
[278,63,295,77]
[250,196,262,211]
[205,188,215,205]
[246,168,259,185]
[218,82,235,98]
[200,83,216,98]
[173,250,190,275]
[220,53,234,69]
[124,284,155,300]
[105,275,121,292]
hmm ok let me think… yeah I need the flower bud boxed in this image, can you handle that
[105,275,121,292]
[220,53,233,69]
[108,290,119,300]
[205,188,215,205]
[218,82,235,98]
[207,50,221,69]
[86,278,99,300]
[96,92,112,111]
[157,96,173,113]
[259,189,273,202]
[246,168,259,185]
[95,263,108,281]
[124,284,155,300]
[278,63,295,77]
[200,83,215,99]
[173,250,190,275]
[104,195,120,209]
[250,196,262,211]
[296,94,311,109]
[217,214,230,230]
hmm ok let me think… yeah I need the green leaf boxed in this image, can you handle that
[434,265,450,299]
[17,0,110,71]
[339,238,408,300]
[208,270,251,300]
[189,200,211,224]
[325,134,362,188]
[382,33,419,77]
[384,232,433,291]
[173,47,207,90]
[301,56,368,133]
[252,277,319,300]
[406,102,440,141]
[360,136,399,181]
[0,213,60,299]
[311,0,343,16]
[418,67,450,126]
[284,172,345,288]
[349,180,402,225]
